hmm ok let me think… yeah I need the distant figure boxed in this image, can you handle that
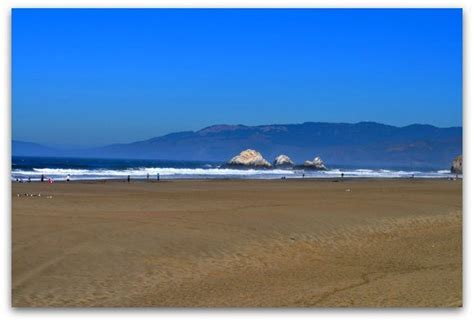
[147,173,150,180]
[28,177,31,183]
[15,178,18,182]
[66,174,70,182]
[302,172,305,178]
[41,174,44,182]
[341,173,344,179]
[48,178,53,184]
[157,173,160,181]
[411,174,415,179]
[127,175,130,183]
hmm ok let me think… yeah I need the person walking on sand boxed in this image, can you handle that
[341,172,344,179]
[147,173,150,180]
[41,174,44,182]
[66,174,70,182]
[127,175,130,183]
[157,173,160,181]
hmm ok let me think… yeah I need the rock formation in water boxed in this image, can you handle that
[300,156,327,170]
[226,149,272,168]
[451,155,462,174]
[273,155,294,168]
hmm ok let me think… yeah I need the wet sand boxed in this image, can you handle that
[12,179,462,307]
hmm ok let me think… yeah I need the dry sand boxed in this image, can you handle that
[12,179,462,307]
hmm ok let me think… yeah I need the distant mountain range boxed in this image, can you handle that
[13,121,462,169]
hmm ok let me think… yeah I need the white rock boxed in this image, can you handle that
[227,149,271,168]
[451,155,462,174]
[273,155,294,167]
[303,156,327,170]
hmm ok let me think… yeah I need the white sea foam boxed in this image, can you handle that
[11,166,455,181]
[437,170,451,174]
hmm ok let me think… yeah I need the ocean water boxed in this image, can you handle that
[12,156,454,181]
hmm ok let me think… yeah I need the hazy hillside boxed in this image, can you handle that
[12,140,59,157]
[13,122,462,169]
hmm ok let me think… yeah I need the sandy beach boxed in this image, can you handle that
[12,178,462,307]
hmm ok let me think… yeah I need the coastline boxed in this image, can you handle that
[11,175,461,184]
[12,156,456,181]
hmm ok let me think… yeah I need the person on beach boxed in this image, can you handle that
[127,175,130,183]
[147,173,150,180]
[28,177,31,183]
[157,173,160,181]
[66,174,70,182]
[41,174,44,182]
[341,172,344,179]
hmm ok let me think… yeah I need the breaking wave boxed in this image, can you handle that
[11,166,455,181]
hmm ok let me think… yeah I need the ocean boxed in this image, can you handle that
[11,156,455,181]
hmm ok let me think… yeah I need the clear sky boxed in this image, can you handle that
[12,9,462,146]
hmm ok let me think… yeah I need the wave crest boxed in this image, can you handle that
[11,166,454,181]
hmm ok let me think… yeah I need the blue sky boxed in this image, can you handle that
[12,9,462,146]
